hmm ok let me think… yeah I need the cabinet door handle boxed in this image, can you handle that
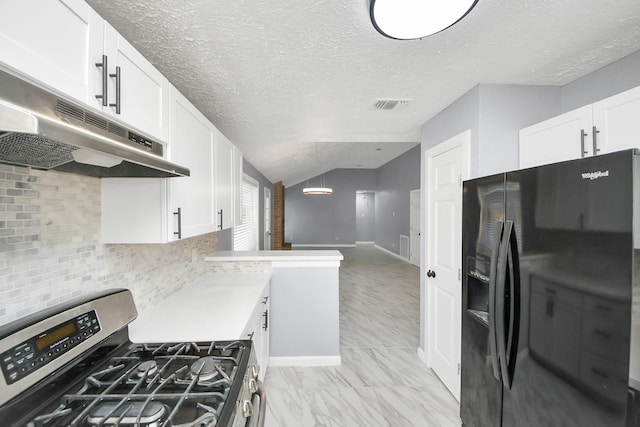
[247,331,255,340]
[592,126,600,155]
[109,66,121,114]
[173,207,182,239]
[95,55,108,106]
[262,296,269,304]
[580,129,589,157]
[218,209,223,229]
[593,329,612,339]
[262,309,268,331]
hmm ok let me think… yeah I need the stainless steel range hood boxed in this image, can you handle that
[0,69,189,178]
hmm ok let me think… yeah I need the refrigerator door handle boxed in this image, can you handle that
[495,220,511,386]
[488,220,505,381]
[500,221,521,389]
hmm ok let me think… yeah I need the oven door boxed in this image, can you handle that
[232,378,266,427]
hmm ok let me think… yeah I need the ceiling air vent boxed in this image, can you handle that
[374,99,411,110]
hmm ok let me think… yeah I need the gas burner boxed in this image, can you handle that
[87,401,167,426]
[190,356,222,382]
[137,360,158,377]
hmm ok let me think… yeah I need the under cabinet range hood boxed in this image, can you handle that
[0,69,189,178]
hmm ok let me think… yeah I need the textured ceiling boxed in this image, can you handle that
[86,0,640,187]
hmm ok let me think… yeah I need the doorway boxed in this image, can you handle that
[264,187,272,250]
[355,191,375,243]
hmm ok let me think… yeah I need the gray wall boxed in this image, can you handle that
[284,145,420,254]
[561,50,640,113]
[420,84,561,179]
[355,192,375,242]
[375,144,421,254]
[285,169,376,245]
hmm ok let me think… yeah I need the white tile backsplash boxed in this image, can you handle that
[0,166,218,326]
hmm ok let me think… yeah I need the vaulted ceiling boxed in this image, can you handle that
[86,0,640,187]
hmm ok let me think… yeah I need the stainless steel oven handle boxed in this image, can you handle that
[251,379,267,427]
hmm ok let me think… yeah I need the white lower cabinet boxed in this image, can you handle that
[101,86,214,243]
[520,85,640,168]
[241,286,270,381]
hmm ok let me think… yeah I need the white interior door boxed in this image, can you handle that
[409,189,420,266]
[425,130,470,401]
[264,187,272,250]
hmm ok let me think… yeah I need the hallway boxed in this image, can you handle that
[264,244,460,426]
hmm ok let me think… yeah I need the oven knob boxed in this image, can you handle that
[242,400,253,418]
[248,378,258,394]
[251,364,260,378]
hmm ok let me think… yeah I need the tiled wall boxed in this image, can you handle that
[0,165,218,326]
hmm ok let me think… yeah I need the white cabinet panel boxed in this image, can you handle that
[0,0,102,103]
[519,106,592,169]
[241,285,270,381]
[95,24,170,141]
[102,86,215,243]
[233,146,244,227]
[168,89,215,239]
[593,85,640,155]
[101,178,167,243]
[215,130,234,230]
[520,85,640,169]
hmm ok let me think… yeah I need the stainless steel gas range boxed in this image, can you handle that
[0,289,265,427]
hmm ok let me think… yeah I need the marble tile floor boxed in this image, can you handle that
[264,244,461,427]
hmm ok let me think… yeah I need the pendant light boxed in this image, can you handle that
[303,145,333,195]
[303,174,333,195]
[369,0,479,40]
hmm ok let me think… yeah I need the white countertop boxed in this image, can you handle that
[128,272,270,343]
[204,250,344,262]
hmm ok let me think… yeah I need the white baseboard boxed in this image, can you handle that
[268,355,342,367]
[375,244,411,263]
[291,243,355,248]
[417,347,428,366]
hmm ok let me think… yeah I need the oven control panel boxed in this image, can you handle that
[1,310,100,385]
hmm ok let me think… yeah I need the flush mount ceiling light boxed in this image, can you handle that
[369,0,479,40]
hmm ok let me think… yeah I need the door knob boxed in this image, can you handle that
[427,270,436,278]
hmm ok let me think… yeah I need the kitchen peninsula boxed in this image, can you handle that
[205,250,344,367]
[129,250,343,376]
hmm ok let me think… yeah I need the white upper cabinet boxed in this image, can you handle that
[0,0,103,103]
[519,106,592,169]
[520,85,640,169]
[102,86,215,243]
[167,88,215,240]
[215,130,235,230]
[233,145,244,228]
[592,85,640,155]
[92,23,170,141]
[0,1,169,142]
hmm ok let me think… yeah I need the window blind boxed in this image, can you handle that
[233,176,259,250]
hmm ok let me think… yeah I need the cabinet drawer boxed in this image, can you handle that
[583,294,629,321]
[581,314,629,361]
[531,276,582,306]
[580,350,628,399]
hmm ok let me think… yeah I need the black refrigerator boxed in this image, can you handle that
[460,149,640,426]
